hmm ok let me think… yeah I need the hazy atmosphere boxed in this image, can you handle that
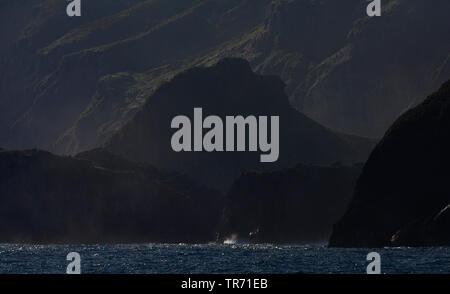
[0,0,449,275]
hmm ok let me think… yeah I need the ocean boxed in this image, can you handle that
[0,244,449,274]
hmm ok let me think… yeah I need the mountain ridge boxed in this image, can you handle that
[1,0,448,153]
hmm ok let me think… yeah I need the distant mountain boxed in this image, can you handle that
[105,58,374,190]
[329,80,450,247]
[218,163,361,244]
[0,148,223,244]
[1,0,448,153]
[266,0,450,137]
[0,0,272,153]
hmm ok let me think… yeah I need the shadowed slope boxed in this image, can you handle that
[329,80,450,247]
[106,58,374,190]
[0,148,223,244]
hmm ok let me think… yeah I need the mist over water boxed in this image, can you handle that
[0,244,449,274]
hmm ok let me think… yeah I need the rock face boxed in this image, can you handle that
[329,80,450,248]
[218,163,361,243]
[0,148,223,244]
[105,58,374,190]
[1,0,449,153]
[390,205,450,247]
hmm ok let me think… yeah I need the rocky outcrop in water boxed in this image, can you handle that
[218,163,361,243]
[329,80,450,247]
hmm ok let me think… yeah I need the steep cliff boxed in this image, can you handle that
[329,80,450,247]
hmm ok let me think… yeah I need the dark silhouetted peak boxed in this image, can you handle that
[215,58,253,76]
[106,58,374,190]
[329,80,450,247]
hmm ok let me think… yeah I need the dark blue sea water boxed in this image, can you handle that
[0,244,449,274]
